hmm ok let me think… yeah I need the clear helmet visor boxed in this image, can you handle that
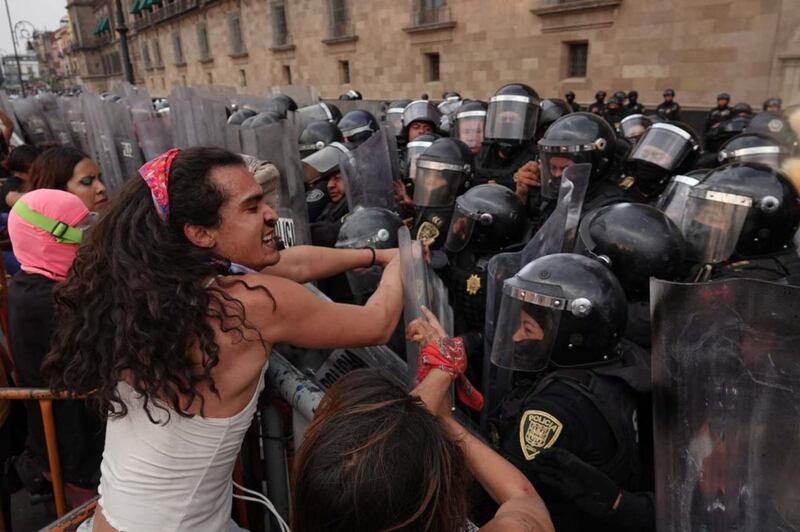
[412,161,464,207]
[490,280,566,372]
[539,150,592,200]
[630,124,695,172]
[405,141,432,182]
[298,103,334,123]
[655,175,700,227]
[718,146,783,170]
[301,143,347,182]
[386,111,404,137]
[455,114,486,153]
[620,115,650,141]
[680,188,752,264]
[443,200,495,253]
[485,98,539,142]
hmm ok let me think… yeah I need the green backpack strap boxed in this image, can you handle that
[11,199,83,244]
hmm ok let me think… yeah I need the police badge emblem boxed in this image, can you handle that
[416,221,440,241]
[466,273,482,295]
[768,118,784,133]
[519,410,563,460]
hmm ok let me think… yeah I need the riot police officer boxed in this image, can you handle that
[474,83,541,190]
[603,96,625,130]
[453,100,487,156]
[444,184,531,376]
[302,141,350,230]
[264,93,298,117]
[618,114,651,143]
[402,99,442,143]
[227,108,257,126]
[337,109,379,148]
[625,91,644,115]
[576,203,687,349]
[763,97,782,113]
[411,137,473,249]
[746,111,798,151]
[564,90,579,112]
[298,120,343,158]
[679,162,800,283]
[624,121,702,199]
[594,90,607,114]
[717,132,786,170]
[385,99,412,140]
[296,101,343,131]
[489,253,651,532]
[338,89,363,100]
[537,98,573,140]
[704,92,732,134]
[656,89,681,121]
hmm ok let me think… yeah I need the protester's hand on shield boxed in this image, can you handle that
[374,248,399,267]
[406,305,448,347]
[513,160,541,201]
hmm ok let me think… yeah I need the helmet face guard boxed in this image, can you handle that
[485,95,540,143]
[537,139,605,199]
[444,199,494,253]
[656,174,701,227]
[413,159,467,207]
[454,110,486,153]
[680,188,752,264]
[629,123,698,173]
[718,146,783,169]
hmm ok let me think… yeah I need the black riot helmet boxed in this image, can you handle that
[242,111,283,128]
[385,99,412,138]
[227,108,257,126]
[405,133,438,182]
[445,184,527,254]
[576,203,686,301]
[339,89,363,101]
[663,88,675,98]
[485,83,541,145]
[537,112,617,199]
[298,120,344,158]
[627,90,639,102]
[618,113,651,142]
[413,138,473,208]
[297,102,342,126]
[490,253,627,372]
[606,96,622,110]
[625,121,702,196]
[595,90,606,102]
[717,92,731,104]
[338,109,379,147]
[453,100,487,156]
[537,98,573,138]
[613,91,626,101]
[680,162,800,263]
[718,132,786,169]
[732,102,752,117]
[763,97,782,111]
[264,94,298,117]
[745,111,797,150]
[301,141,350,182]
[564,90,576,103]
[402,99,442,139]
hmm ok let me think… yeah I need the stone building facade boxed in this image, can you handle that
[70,0,800,108]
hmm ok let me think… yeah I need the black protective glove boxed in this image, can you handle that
[527,447,621,520]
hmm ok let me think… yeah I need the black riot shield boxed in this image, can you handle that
[81,92,125,192]
[11,97,54,147]
[480,163,591,427]
[651,278,800,532]
[239,118,311,247]
[37,94,73,146]
[340,128,397,212]
[399,225,454,387]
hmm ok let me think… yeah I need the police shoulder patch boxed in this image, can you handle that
[416,221,440,241]
[519,409,563,461]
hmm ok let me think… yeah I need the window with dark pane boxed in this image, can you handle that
[568,42,588,78]
[339,60,350,84]
[196,23,210,60]
[329,0,349,37]
[171,31,184,65]
[425,52,440,82]
[272,0,289,46]
[228,12,246,54]
[141,41,151,69]
[152,38,162,67]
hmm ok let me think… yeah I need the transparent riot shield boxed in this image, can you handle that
[399,225,454,387]
[11,97,54,147]
[109,101,145,180]
[382,124,403,182]
[0,91,22,139]
[81,92,124,193]
[37,94,73,146]
[62,97,92,154]
[169,87,230,148]
[340,128,397,212]
[651,278,800,532]
[480,163,591,427]
[122,90,174,160]
[239,118,311,247]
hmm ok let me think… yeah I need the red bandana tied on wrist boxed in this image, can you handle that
[139,148,180,221]
[418,337,485,411]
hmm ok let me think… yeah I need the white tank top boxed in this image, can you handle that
[97,361,268,532]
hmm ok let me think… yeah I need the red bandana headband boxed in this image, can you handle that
[139,148,180,221]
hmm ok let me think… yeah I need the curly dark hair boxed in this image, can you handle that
[292,369,470,532]
[43,147,272,422]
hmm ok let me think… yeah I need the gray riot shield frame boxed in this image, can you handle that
[11,97,54,147]
[651,278,800,532]
[109,101,145,180]
[37,94,73,146]
[480,163,591,427]
[62,97,92,154]
[340,128,397,212]
[399,225,454,387]
[81,92,125,193]
[239,117,311,247]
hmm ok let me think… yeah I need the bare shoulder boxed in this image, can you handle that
[217,272,300,308]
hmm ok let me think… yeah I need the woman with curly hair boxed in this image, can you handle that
[44,147,403,532]
[292,308,554,532]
